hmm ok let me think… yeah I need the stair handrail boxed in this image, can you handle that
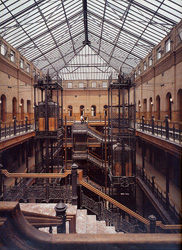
[78,170,149,225]
[78,170,182,231]
[88,149,102,160]
[87,125,102,136]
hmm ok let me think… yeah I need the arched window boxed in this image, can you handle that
[12,97,17,118]
[0,94,6,122]
[91,105,96,116]
[68,105,73,117]
[166,92,172,120]
[80,105,85,116]
[104,105,107,116]
[177,89,182,121]
[20,98,24,120]
[27,100,31,117]
[156,95,160,120]
[143,98,147,118]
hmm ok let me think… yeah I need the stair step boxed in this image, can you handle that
[76,209,87,234]
[86,215,97,234]
[106,226,116,234]
[96,220,108,234]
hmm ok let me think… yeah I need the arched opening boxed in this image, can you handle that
[138,100,141,118]
[156,95,160,120]
[20,99,24,120]
[149,97,153,118]
[143,98,147,118]
[91,105,96,116]
[68,105,73,117]
[12,97,17,118]
[27,100,31,118]
[104,105,107,116]
[166,92,172,120]
[0,94,6,122]
[177,89,182,121]
[80,105,85,116]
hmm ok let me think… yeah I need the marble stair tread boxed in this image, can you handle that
[106,226,117,234]
[86,214,97,234]
[76,209,87,234]
[96,220,108,234]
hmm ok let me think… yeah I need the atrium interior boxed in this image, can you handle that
[0,0,182,249]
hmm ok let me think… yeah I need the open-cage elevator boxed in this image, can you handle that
[108,73,136,207]
[34,73,64,173]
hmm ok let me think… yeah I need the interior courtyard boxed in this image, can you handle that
[0,0,182,249]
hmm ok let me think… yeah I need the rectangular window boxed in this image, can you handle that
[138,67,141,75]
[10,50,15,62]
[165,38,170,53]
[177,26,182,43]
[157,47,161,60]
[1,43,7,56]
[143,61,147,71]
[79,82,84,88]
[67,82,72,88]
[92,82,96,88]
[20,58,24,69]
[102,82,107,88]
[148,56,153,66]
[33,68,36,77]
[26,63,30,73]
[37,72,40,79]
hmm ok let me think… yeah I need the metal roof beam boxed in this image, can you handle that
[0,0,45,26]
[16,10,83,50]
[89,30,142,60]
[131,0,177,25]
[88,10,155,47]
[82,0,90,45]
[31,31,84,61]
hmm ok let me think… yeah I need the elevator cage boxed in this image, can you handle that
[107,73,136,203]
[33,73,64,173]
[34,75,63,139]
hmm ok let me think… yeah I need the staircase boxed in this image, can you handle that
[76,209,118,234]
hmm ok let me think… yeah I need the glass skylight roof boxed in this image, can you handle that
[1,0,182,80]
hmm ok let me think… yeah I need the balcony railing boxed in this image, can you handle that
[0,117,34,141]
[136,115,182,144]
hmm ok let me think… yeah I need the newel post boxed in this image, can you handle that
[54,202,67,233]
[148,214,156,233]
[71,163,78,205]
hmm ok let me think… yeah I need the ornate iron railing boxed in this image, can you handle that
[0,117,34,141]
[136,116,182,144]
[80,191,137,233]
[136,168,181,224]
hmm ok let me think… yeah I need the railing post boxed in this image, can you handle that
[0,120,1,140]
[0,164,3,197]
[14,116,16,135]
[148,214,156,233]
[151,176,155,193]
[25,116,28,131]
[142,115,144,131]
[54,202,67,233]
[71,163,78,205]
[165,115,169,139]
[151,115,154,135]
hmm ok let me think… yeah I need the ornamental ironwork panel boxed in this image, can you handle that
[81,193,100,216]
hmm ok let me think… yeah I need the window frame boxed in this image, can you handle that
[67,82,73,88]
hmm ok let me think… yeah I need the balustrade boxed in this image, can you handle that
[0,117,34,141]
[137,116,182,144]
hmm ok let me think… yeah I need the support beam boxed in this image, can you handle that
[82,0,90,45]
